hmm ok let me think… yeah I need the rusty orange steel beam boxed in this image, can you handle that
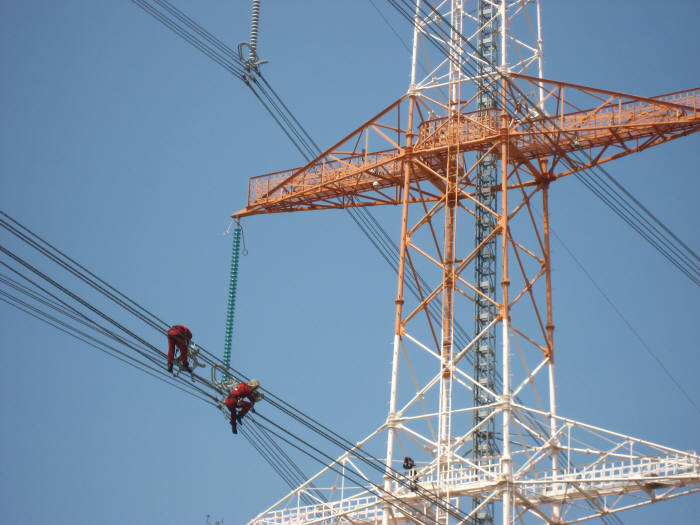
[232,82,700,218]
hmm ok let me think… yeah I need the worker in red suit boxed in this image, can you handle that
[224,379,260,434]
[167,324,193,373]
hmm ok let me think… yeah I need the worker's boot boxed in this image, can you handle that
[167,363,173,373]
[236,414,244,426]
[231,421,237,434]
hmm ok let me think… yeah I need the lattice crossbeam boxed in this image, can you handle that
[234,81,699,218]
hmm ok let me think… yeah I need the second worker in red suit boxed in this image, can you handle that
[167,324,193,373]
[224,379,260,434]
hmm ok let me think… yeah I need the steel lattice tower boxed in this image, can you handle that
[234,2,700,523]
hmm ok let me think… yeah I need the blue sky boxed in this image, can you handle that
[1,1,699,524]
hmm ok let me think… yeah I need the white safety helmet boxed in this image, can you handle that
[248,378,260,389]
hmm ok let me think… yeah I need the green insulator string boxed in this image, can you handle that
[223,225,242,381]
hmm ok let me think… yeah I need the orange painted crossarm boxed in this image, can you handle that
[233,77,700,218]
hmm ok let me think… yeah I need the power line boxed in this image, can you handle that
[1,209,475,522]
[0,287,215,406]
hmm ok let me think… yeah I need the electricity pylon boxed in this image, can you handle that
[234,2,700,523]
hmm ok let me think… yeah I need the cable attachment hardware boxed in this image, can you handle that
[212,363,242,395]
[172,343,205,381]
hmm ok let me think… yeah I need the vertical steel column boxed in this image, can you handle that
[382,97,415,525]
[382,5,421,521]
[437,152,457,524]
[499,4,511,524]
[543,183,561,523]
[499,87,512,525]
[472,1,499,523]
[436,5,464,521]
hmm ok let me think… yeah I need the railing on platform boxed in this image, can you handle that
[517,452,700,499]
[248,150,402,206]
[250,453,700,525]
